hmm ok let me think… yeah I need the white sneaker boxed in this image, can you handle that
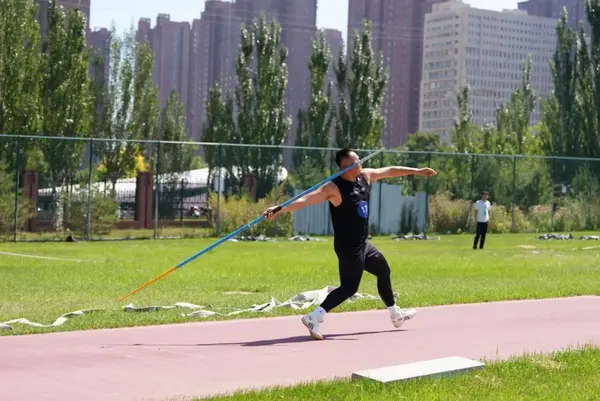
[391,308,417,328]
[301,313,324,340]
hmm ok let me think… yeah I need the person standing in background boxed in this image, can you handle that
[473,191,491,250]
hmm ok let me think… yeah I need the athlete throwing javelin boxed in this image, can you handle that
[263,148,437,340]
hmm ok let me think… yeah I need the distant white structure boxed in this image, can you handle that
[37,166,289,203]
[419,0,558,141]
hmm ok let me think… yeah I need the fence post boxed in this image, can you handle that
[13,136,21,242]
[587,162,592,230]
[86,139,93,241]
[180,179,185,222]
[550,157,556,231]
[425,152,432,233]
[273,146,280,237]
[466,155,475,231]
[327,149,334,235]
[377,151,383,234]
[511,155,517,233]
[154,141,161,239]
[216,144,222,237]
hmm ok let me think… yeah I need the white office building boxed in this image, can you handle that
[419,0,557,140]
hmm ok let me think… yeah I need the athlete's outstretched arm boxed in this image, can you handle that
[263,182,335,220]
[363,166,437,183]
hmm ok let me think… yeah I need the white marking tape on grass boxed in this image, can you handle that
[0,309,104,330]
[0,251,95,263]
[0,286,397,331]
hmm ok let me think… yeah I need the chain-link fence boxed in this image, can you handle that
[1,133,599,242]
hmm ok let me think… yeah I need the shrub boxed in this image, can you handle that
[525,204,554,232]
[487,204,530,233]
[428,191,470,234]
[61,187,119,236]
[208,188,293,237]
[0,169,35,237]
[526,198,600,232]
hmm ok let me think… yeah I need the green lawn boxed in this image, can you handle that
[200,345,600,401]
[1,233,599,335]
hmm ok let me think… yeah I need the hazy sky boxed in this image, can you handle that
[90,0,521,43]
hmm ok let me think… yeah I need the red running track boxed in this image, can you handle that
[1,296,599,401]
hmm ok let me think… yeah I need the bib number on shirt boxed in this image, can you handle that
[357,200,369,218]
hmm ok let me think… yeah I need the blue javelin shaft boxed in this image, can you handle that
[174,148,384,269]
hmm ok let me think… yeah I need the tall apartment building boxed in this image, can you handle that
[136,15,191,114]
[347,0,448,148]
[188,0,241,141]
[87,27,110,81]
[36,0,91,35]
[419,1,557,141]
[518,0,589,33]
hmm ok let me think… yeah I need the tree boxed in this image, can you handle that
[156,89,196,175]
[230,14,291,199]
[451,86,481,154]
[155,89,198,219]
[539,11,580,162]
[39,0,93,230]
[292,30,335,189]
[201,86,235,191]
[382,132,446,195]
[583,0,600,160]
[446,87,481,200]
[496,58,537,155]
[0,0,42,171]
[91,25,159,190]
[334,20,387,149]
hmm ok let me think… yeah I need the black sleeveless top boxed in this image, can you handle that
[329,173,370,250]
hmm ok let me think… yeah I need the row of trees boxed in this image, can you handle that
[201,17,387,198]
[2,0,202,180]
[0,0,200,228]
[199,11,550,204]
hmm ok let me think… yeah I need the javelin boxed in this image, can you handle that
[116,148,384,302]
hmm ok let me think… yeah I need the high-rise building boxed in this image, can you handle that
[36,0,91,35]
[419,1,557,141]
[518,0,589,33]
[188,0,241,141]
[137,14,191,113]
[87,27,110,81]
[347,0,448,148]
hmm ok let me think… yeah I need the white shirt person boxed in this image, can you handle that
[473,191,491,249]
[474,198,491,223]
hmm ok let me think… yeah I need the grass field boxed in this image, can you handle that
[1,232,599,335]
[200,345,600,401]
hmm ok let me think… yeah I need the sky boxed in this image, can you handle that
[89,0,521,44]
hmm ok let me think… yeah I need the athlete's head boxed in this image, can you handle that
[481,191,488,201]
[335,148,362,180]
